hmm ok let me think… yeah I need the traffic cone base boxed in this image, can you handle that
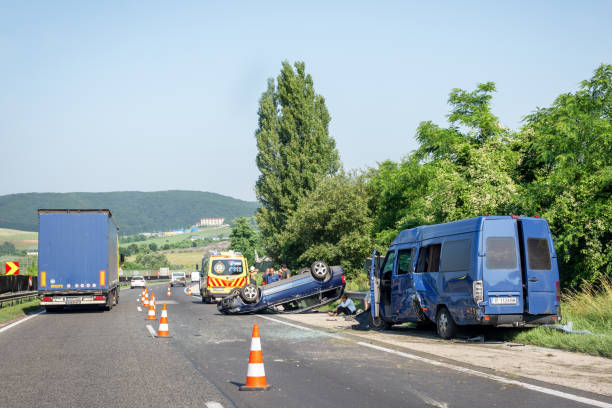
[146,297,156,320]
[240,324,271,391]
[156,303,171,338]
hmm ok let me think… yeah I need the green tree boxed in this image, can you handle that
[516,64,612,288]
[254,61,341,260]
[0,241,16,256]
[280,173,373,278]
[149,243,158,252]
[135,253,170,269]
[229,217,260,266]
[368,82,518,247]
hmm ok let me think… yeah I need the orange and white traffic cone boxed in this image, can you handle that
[167,285,171,297]
[146,299,156,320]
[188,286,192,296]
[143,290,149,309]
[239,324,271,391]
[151,292,156,311]
[156,303,171,338]
[140,288,146,304]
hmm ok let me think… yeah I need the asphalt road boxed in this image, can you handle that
[1,285,610,408]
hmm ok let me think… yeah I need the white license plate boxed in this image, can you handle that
[211,288,225,292]
[491,296,517,305]
[66,297,82,304]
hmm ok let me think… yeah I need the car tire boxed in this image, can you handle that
[310,260,330,281]
[436,307,457,339]
[240,284,259,304]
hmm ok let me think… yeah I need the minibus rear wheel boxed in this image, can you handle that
[436,307,457,339]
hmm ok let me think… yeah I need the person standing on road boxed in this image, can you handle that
[249,266,259,284]
[262,268,276,285]
[328,294,356,316]
[268,269,280,284]
[280,264,291,279]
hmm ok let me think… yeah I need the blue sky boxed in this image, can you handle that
[1,1,610,201]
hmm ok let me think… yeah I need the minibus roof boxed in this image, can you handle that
[391,216,513,246]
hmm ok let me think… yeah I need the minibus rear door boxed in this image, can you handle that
[482,218,524,315]
[519,219,557,315]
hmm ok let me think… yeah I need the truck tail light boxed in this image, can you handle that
[99,270,106,287]
[40,271,46,287]
[555,281,561,302]
[341,275,346,284]
[473,280,484,304]
[93,295,105,301]
[42,297,52,302]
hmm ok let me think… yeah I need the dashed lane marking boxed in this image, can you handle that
[205,402,224,408]
[0,310,45,334]
[137,306,142,312]
[259,315,612,408]
[146,324,156,338]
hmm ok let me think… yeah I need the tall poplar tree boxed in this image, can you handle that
[254,61,340,260]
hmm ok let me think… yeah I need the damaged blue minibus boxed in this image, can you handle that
[368,216,562,338]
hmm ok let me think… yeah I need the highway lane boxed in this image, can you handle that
[0,287,233,408]
[1,285,610,408]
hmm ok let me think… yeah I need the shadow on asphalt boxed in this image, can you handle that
[349,312,532,343]
[44,306,106,314]
[374,322,533,343]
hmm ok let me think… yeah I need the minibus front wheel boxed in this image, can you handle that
[436,307,457,339]
[371,315,392,331]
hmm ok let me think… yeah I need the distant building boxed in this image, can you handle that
[197,217,225,226]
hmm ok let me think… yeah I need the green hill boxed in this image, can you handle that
[0,191,259,235]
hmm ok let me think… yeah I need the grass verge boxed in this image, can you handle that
[502,279,612,358]
[0,298,41,325]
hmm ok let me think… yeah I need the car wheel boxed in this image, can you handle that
[240,284,259,304]
[310,260,330,281]
[436,307,457,339]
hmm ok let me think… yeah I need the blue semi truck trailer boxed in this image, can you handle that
[38,209,122,311]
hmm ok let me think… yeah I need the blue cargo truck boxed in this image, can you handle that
[38,209,121,311]
[368,216,562,338]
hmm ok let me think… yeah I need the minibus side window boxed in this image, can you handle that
[440,239,472,272]
[416,244,441,273]
[527,238,552,270]
[396,248,414,275]
[381,251,395,280]
[486,237,517,270]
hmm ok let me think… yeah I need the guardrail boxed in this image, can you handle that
[0,291,38,308]
[344,291,368,300]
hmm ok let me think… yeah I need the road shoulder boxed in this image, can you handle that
[278,312,612,398]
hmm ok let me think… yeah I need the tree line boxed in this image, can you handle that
[236,61,610,291]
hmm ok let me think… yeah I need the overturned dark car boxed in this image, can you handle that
[217,261,346,314]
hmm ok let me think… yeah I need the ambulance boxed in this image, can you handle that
[200,250,249,303]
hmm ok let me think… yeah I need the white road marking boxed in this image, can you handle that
[258,315,612,408]
[205,402,224,408]
[0,310,45,334]
[137,306,142,312]
[146,324,156,338]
